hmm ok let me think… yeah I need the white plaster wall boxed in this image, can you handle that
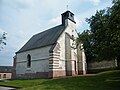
[16,46,51,74]
[65,19,78,38]
[65,19,78,71]
[65,33,71,60]
[57,33,66,70]
[58,32,65,60]
[65,20,78,61]
[57,19,78,71]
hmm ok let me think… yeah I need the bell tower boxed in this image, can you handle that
[61,10,76,26]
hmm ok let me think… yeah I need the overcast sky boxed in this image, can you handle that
[0,0,112,66]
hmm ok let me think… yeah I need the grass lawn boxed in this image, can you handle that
[0,70,120,90]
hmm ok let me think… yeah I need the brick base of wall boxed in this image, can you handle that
[16,72,49,79]
[49,70,78,78]
[66,71,76,76]
[78,70,83,75]
[49,70,66,78]
[12,70,16,79]
[16,70,83,79]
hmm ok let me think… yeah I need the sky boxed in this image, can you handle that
[0,0,113,66]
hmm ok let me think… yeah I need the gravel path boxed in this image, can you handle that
[0,86,15,90]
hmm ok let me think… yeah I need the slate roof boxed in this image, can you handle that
[0,66,13,73]
[17,25,66,53]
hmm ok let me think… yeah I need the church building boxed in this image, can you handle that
[14,10,87,79]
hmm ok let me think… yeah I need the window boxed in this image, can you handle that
[27,54,31,68]
[64,13,66,17]
[72,35,74,40]
[3,74,6,78]
[0,74,1,78]
[71,13,73,17]
[72,35,74,38]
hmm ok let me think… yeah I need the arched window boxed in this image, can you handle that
[27,54,31,68]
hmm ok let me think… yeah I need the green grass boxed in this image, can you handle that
[0,70,120,90]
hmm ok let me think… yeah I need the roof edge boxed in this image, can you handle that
[49,26,67,53]
[16,43,56,54]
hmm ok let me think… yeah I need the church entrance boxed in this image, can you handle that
[74,61,78,75]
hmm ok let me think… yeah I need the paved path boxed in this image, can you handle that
[0,86,15,90]
[54,74,96,79]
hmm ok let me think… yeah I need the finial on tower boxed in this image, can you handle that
[67,5,69,10]
[66,0,69,11]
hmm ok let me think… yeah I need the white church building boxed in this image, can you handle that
[14,10,87,79]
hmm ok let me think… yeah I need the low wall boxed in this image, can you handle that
[87,60,117,73]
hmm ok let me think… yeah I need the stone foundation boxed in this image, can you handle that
[66,70,76,76]
[16,72,49,79]
[12,70,16,79]
[16,71,66,79]
[78,70,83,75]
[16,70,81,79]
[49,70,66,78]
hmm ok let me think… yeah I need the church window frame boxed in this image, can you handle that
[27,54,31,68]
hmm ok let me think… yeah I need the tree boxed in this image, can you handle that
[110,0,120,68]
[0,32,7,51]
[86,9,113,60]
[78,0,120,66]
[77,30,94,62]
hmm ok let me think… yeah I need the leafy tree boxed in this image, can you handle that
[78,0,120,67]
[0,32,7,51]
[77,30,94,62]
[110,0,120,67]
[86,9,112,60]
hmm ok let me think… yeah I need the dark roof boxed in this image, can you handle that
[17,25,65,53]
[0,66,13,73]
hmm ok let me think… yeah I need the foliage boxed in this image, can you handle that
[77,30,94,62]
[0,32,7,51]
[0,70,120,90]
[78,0,120,62]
